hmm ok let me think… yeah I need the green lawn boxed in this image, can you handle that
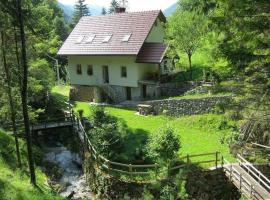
[51,86,234,165]
[0,130,64,200]
[74,101,234,162]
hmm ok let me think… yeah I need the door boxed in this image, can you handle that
[142,85,147,98]
[126,87,132,100]
[102,66,109,83]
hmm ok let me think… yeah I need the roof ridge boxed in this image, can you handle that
[81,10,161,19]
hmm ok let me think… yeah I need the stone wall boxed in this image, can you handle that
[145,96,231,117]
[70,85,102,103]
[159,82,199,97]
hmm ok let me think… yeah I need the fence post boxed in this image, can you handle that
[155,163,158,180]
[221,156,224,168]
[250,185,253,198]
[215,152,218,169]
[239,174,242,190]
[230,164,232,181]
[129,164,132,180]
[77,117,80,130]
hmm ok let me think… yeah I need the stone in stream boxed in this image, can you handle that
[43,145,93,200]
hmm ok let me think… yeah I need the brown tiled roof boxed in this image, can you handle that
[136,43,167,64]
[58,10,165,56]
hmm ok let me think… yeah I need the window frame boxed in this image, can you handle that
[121,66,127,78]
[87,65,93,76]
[76,64,82,75]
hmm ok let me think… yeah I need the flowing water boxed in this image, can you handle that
[42,141,93,200]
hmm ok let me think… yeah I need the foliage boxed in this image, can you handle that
[72,0,90,27]
[89,106,124,159]
[108,0,120,14]
[147,125,181,163]
[166,9,208,79]
[101,7,107,15]
[0,129,64,200]
[90,106,117,127]
[206,0,270,145]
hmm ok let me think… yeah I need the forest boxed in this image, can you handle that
[0,0,269,199]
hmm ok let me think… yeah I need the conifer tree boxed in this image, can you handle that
[72,0,90,26]
[101,7,107,15]
[109,0,119,14]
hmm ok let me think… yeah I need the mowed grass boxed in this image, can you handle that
[51,86,234,164]
[0,130,65,200]
[74,101,235,162]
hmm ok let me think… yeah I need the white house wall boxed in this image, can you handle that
[68,56,142,87]
[145,18,165,43]
[68,56,160,90]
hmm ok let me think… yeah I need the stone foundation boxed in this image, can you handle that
[70,85,102,103]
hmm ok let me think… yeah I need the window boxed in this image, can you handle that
[87,65,93,76]
[163,60,168,71]
[121,66,127,77]
[122,34,132,42]
[86,35,96,43]
[103,34,112,43]
[76,64,82,75]
[75,36,85,44]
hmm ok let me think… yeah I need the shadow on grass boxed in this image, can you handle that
[0,131,18,170]
[119,128,151,164]
[43,92,70,119]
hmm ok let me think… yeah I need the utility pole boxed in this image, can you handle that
[46,54,60,85]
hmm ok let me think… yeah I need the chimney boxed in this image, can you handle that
[115,7,126,13]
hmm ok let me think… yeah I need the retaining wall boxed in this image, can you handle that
[145,96,231,117]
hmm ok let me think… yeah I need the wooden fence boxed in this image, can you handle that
[75,115,223,181]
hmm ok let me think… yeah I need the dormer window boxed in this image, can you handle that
[86,35,96,43]
[122,34,132,42]
[103,34,112,43]
[75,36,84,44]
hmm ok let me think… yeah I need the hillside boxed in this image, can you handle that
[164,3,177,16]
[0,129,64,200]
[59,3,103,22]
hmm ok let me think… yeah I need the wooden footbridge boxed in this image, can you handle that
[223,155,270,199]
[7,113,270,199]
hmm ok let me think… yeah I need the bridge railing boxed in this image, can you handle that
[237,154,270,192]
[74,115,222,181]
[223,159,257,199]
[223,158,267,200]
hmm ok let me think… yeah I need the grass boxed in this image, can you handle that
[74,101,235,162]
[52,86,235,165]
[0,129,65,200]
[173,92,232,100]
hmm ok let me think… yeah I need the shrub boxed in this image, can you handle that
[91,123,124,159]
[90,106,117,127]
[146,125,181,164]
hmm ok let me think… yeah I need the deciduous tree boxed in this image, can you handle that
[166,10,208,79]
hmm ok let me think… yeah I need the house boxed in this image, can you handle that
[58,9,170,103]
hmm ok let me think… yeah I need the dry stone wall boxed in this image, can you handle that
[145,96,231,117]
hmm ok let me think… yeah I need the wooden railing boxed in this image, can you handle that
[223,158,259,199]
[74,115,222,181]
[3,112,74,131]
[237,154,270,193]
[223,155,270,200]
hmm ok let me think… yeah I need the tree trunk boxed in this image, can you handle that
[13,24,22,90]
[188,53,192,80]
[16,0,36,185]
[1,31,22,169]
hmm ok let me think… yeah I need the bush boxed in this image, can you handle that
[146,125,181,164]
[90,106,117,127]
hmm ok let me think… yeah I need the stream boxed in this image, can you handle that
[41,134,93,200]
